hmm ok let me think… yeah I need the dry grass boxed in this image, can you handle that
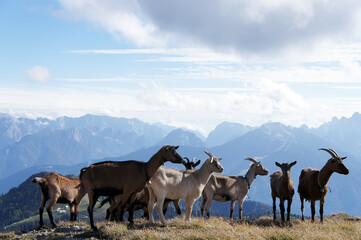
[96,214,361,240]
[1,213,360,240]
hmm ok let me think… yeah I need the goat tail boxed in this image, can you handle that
[98,197,112,208]
[32,177,47,184]
[79,167,88,179]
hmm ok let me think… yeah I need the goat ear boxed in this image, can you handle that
[291,161,297,166]
[275,162,281,167]
[194,160,201,167]
[175,146,179,149]
[218,158,223,161]
[342,157,347,160]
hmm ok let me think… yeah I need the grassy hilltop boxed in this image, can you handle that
[1,213,360,240]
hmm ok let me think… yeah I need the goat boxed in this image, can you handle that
[298,148,349,222]
[270,161,297,221]
[32,172,86,228]
[80,145,183,230]
[101,156,201,221]
[200,157,268,219]
[147,151,223,226]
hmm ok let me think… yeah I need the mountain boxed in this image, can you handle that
[0,162,95,195]
[0,113,51,150]
[209,122,361,217]
[0,114,177,180]
[158,129,206,148]
[1,112,361,223]
[311,112,361,156]
[206,122,254,147]
[0,172,47,229]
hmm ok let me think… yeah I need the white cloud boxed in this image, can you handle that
[56,0,361,56]
[25,66,51,83]
[56,0,164,47]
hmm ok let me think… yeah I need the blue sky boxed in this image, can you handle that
[1,0,361,135]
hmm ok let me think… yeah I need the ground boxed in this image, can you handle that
[1,213,360,240]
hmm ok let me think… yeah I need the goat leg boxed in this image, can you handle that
[162,199,171,215]
[148,188,156,224]
[311,200,316,222]
[238,198,245,220]
[39,207,44,227]
[320,198,325,222]
[87,193,99,230]
[272,195,277,220]
[300,196,305,221]
[287,199,292,221]
[156,197,167,226]
[200,197,206,218]
[46,197,58,228]
[279,199,285,222]
[126,193,137,225]
[185,198,195,223]
[230,200,236,219]
[173,199,181,216]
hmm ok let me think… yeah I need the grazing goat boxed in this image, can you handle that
[298,148,349,222]
[270,161,297,221]
[148,151,223,226]
[80,145,183,230]
[32,172,86,228]
[200,157,269,219]
[102,156,201,220]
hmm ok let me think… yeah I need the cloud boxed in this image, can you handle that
[139,0,361,54]
[56,0,164,47]
[56,0,361,54]
[25,66,51,83]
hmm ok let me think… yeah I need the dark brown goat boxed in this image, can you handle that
[270,161,297,221]
[80,145,183,230]
[32,173,86,228]
[102,156,201,221]
[298,148,349,222]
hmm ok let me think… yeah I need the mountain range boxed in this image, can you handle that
[0,112,361,225]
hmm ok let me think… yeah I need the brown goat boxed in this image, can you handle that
[80,145,183,230]
[32,173,86,228]
[298,148,349,222]
[101,156,201,221]
[270,161,297,221]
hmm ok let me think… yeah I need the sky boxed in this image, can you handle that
[1,0,361,136]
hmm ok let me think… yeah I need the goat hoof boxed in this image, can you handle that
[91,226,98,231]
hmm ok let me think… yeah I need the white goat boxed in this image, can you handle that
[200,157,269,219]
[147,151,223,226]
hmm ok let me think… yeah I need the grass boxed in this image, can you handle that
[96,214,361,240]
[1,213,360,240]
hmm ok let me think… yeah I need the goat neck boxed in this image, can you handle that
[244,164,257,188]
[318,163,334,189]
[146,150,166,179]
[194,159,216,186]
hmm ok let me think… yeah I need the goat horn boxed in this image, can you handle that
[245,157,258,164]
[328,148,340,158]
[204,151,214,158]
[192,157,196,162]
[183,157,190,162]
[319,148,338,158]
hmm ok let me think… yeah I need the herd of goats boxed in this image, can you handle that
[31,145,349,230]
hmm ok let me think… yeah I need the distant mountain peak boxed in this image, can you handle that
[206,122,254,147]
[159,128,205,147]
